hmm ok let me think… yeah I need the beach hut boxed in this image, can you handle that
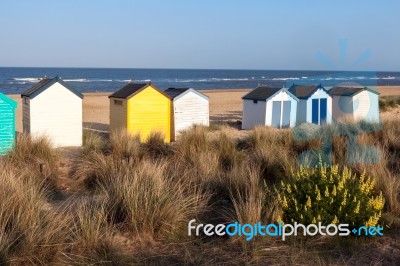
[289,84,332,125]
[242,86,299,129]
[329,86,380,122]
[164,88,209,140]
[21,76,84,147]
[0,93,17,155]
[109,82,172,142]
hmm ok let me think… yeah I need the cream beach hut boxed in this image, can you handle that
[289,84,332,125]
[21,76,84,147]
[164,88,209,140]
[242,86,299,129]
[329,86,380,122]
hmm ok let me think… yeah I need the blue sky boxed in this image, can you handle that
[0,0,399,70]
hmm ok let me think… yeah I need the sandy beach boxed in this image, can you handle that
[8,86,400,133]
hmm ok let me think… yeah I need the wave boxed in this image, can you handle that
[65,78,140,83]
[8,81,27,85]
[11,77,41,82]
[221,78,249,81]
[63,79,90,82]
[90,79,113,82]
[272,77,300,81]
[381,76,396,80]
[114,79,151,83]
[175,78,250,83]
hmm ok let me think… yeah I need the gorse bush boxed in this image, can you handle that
[277,164,385,227]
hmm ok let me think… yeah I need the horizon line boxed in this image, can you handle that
[0,66,399,73]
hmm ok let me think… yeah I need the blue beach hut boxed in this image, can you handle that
[289,84,332,125]
[0,93,18,155]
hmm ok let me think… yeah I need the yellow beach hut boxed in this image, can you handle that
[109,82,172,142]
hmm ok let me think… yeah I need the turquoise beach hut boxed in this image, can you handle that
[0,93,17,155]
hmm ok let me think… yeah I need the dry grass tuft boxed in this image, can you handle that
[143,131,173,160]
[82,129,107,155]
[4,133,60,193]
[101,159,209,240]
[0,161,70,265]
[243,126,295,184]
[108,129,141,160]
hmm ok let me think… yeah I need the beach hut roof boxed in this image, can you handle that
[288,84,328,99]
[109,83,172,99]
[329,86,380,96]
[21,76,84,99]
[164,88,190,98]
[164,88,209,100]
[0,92,17,109]
[242,86,298,101]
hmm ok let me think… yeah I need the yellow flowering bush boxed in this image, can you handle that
[276,164,384,227]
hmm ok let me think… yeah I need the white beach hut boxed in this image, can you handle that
[164,88,209,140]
[329,86,380,122]
[242,86,299,129]
[21,76,84,147]
[289,84,332,125]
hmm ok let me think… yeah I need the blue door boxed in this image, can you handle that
[312,99,319,124]
[320,98,327,125]
[272,101,282,128]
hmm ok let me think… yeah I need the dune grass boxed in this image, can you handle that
[0,161,70,265]
[3,133,61,195]
[1,118,399,264]
[379,96,400,111]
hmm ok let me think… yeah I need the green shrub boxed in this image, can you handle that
[276,164,384,227]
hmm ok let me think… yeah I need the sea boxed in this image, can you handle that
[1,67,400,95]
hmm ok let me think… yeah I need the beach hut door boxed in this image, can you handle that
[312,99,327,125]
[272,101,291,128]
[281,101,291,128]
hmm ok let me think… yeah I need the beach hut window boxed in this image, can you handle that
[253,100,258,104]
[114,100,123,106]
